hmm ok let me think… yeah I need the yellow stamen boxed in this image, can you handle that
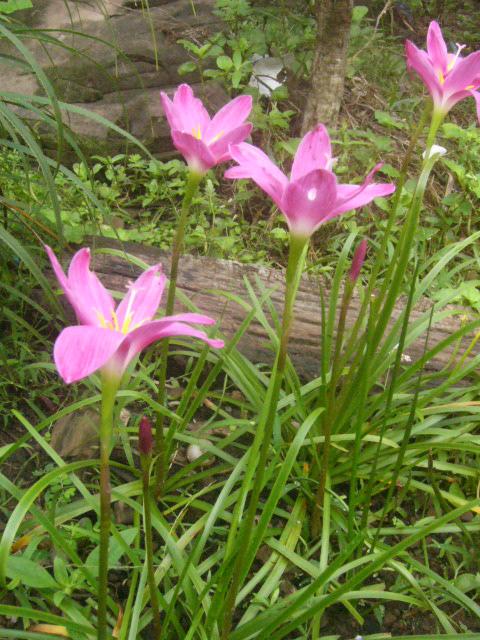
[438,70,445,85]
[466,84,475,90]
[121,315,133,334]
[111,310,120,332]
[96,311,108,328]
[192,125,202,140]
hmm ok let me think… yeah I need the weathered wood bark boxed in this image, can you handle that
[55,237,479,380]
[301,0,353,133]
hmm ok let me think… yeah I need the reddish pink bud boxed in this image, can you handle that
[349,239,368,282]
[139,416,154,456]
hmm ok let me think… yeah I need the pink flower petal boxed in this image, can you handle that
[225,142,288,209]
[444,51,480,96]
[45,244,69,291]
[164,313,217,325]
[115,264,166,331]
[209,123,253,163]
[117,320,224,365]
[330,182,395,219]
[171,130,216,173]
[281,169,338,236]
[46,246,115,327]
[427,21,448,72]
[172,83,211,134]
[66,248,116,326]
[290,125,333,181]
[54,326,124,384]
[160,91,179,132]
[405,39,443,103]
[205,95,253,142]
[473,90,480,124]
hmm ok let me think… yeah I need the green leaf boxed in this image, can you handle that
[232,69,243,88]
[85,528,137,576]
[178,61,197,76]
[374,110,405,130]
[455,573,480,593]
[0,0,32,14]
[6,556,58,589]
[216,55,233,71]
[352,5,368,22]
[232,49,243,69]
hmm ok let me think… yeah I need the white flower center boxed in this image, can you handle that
[307,188,317,201]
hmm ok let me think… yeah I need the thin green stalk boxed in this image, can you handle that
[312,104,433,447]
[311,472,331,639]
[331,110,444,437]
[154,171,202,496]
[311,280,353,536]
[220,234,309,640]
[347,312,373,538]
[359,263,420,534]
[98,375,119,640]
[370,108,443,351]
[142,457,162,638]
[371,305,434,547]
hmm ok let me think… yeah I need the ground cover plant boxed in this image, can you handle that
[1,2,480,640]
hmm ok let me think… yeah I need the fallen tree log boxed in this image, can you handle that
[62,237,478,379]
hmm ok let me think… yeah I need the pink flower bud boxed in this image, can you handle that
[348,239,368,283]
[139,416,154,456]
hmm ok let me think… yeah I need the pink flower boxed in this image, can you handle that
[225,125,395,238]
[405,21,480,122]
[348,239,368,283]
[160,84,253,174]
[46,246,224,384]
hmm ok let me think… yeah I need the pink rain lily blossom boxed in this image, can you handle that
[46,246,223,384]
[160,83,253,174]
[225,125,395,238]
[405,21,480,122]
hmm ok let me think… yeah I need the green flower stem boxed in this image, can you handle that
[338,102,431,368]
[369,108,443,353]
[330,107,444,437]
[141,455,162,639]
[154,171,202,497]
[98,374,119,640]
[311,472,331,639]
[311,279,353,537]
[221,233,308,640]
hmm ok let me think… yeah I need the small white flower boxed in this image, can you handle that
[422,144,447,160]
[249,54,284,96]
[186,444,204,462]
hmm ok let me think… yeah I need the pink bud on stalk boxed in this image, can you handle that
[348,239,368,283]
[139,416,154,457]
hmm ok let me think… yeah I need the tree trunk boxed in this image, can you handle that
[301,0,353,134]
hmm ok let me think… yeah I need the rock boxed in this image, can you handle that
[2,0,227,157]
[51,408,98,459]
